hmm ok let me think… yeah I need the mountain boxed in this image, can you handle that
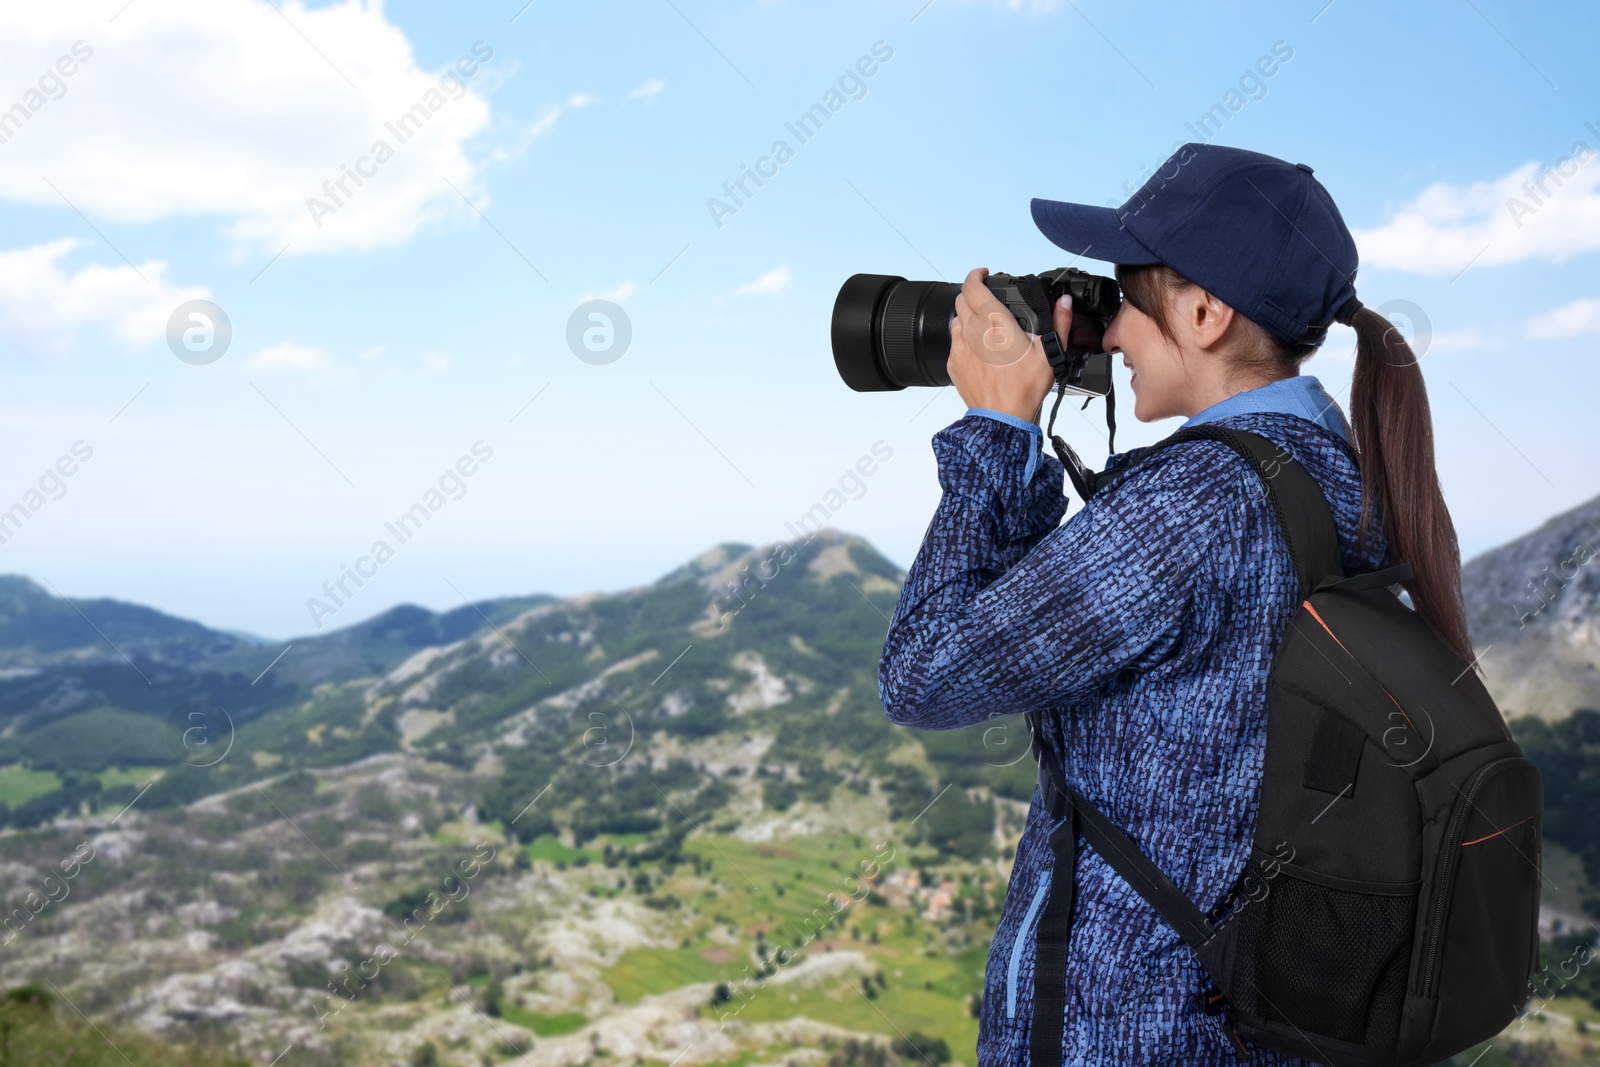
[0,530,1026,1067]
[0,571,553,680]
[201,595,558,689]
[0,526,1594,1066]
[0,575,554,778]
[0,574,240,670]
[1463,492,1600,719]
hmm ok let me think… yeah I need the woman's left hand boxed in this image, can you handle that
[948,267,1065,425]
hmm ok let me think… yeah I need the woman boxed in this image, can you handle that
[877,144,1471,1065]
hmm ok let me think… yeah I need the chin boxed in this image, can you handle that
[1130,386,1172,424]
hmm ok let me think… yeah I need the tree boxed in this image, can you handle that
[891,1032,951,1065]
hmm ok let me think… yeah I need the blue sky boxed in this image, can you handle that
[1,0,1597,638]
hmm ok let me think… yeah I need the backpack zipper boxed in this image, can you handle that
[1417,758,1519,999]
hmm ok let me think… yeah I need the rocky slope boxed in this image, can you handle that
[1464,492,1600,719]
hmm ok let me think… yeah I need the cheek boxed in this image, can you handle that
[1141,354,1177,393]
[1128,345,1179,401]
[1122,326,1157,374]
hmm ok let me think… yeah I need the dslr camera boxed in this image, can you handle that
[830,268,1122,395]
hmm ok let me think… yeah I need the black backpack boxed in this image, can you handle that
[1025,426,1544,1067]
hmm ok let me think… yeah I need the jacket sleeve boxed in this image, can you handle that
[878,417,1250,731]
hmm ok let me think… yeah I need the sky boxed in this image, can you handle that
[0,0,1597,640]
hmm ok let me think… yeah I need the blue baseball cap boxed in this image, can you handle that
[1030,143,1362,345]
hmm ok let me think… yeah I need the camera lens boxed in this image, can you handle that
[831,274,960,391]
[832,269,1118,394]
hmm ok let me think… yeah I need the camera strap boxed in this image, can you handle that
[1013,272,1118,505]
[1043,378,1117,505]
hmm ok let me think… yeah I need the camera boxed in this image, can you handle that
[830,268,1122,394]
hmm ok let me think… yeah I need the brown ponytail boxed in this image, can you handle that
[1347,307,1474,664]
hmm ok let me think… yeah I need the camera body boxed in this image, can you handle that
[982,268,1121,392]
[831,267,1121,395]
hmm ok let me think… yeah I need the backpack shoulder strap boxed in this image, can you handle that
[1027,733,1230,980]
[1096,424,1345,596]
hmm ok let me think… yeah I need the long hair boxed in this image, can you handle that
[1116,263,1474,664]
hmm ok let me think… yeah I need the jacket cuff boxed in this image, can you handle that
[932,415,1066,546]
[965,408,1043,482]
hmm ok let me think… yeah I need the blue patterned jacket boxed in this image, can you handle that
[878,390,1386,1065]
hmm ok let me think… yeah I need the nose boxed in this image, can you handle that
[1101,306,1124,355]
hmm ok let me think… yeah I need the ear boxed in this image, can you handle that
[1184,288,1236,350]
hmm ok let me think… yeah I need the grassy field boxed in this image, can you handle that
[498,1005,588,1037]
[524,834,598,864]
[0,764,162,806]
[96,766,164,789]
[599,831,986,1058]
[0,764,59,805]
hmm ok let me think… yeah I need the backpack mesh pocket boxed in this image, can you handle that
[1229,866,1416,1047]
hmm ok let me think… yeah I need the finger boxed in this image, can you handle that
[960,268,1007,320]
[953,291,989,341]
[956,288,1014,354]
[946,316,973,392]
[1051,294,1073,346]
[949,311,973,363]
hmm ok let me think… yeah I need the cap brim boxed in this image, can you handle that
[1030,198,1161,266]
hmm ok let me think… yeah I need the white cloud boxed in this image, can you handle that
[733,266,790,297]
[527,93,593,140]
[1352,153,1600,276]
[423,349,451,371]
[0,1,497,257]
[575,280,638,304]
[249,341,329,371]
[1528,297,1600,339]
[526,107,561,140]
[0,238,204,349]
[628,78,665,103]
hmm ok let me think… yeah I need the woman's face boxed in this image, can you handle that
[1100,298,1192,423]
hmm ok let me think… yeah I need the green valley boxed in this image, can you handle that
[0,522,1593,1066]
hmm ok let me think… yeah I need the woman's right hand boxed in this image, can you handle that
[948,267,1069,425]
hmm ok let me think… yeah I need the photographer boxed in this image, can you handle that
[877,145,1471,1065]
